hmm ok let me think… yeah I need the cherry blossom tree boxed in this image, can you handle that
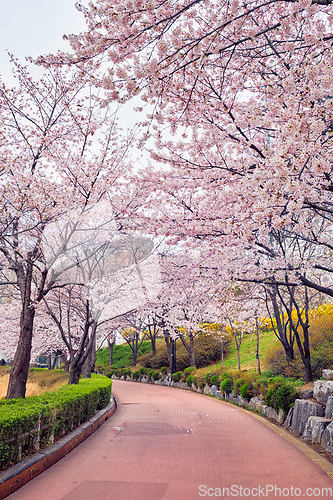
[0,58,133,398]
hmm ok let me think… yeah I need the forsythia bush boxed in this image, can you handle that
[0,374,112,471]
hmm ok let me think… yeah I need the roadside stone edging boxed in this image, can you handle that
[291,399,324,435]
[0,397,117,500]
[314,380,333,405]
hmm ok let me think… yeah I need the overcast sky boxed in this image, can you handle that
[0,0,153,159]
[0,0,87,82]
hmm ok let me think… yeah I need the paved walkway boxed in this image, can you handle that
[7,380,333,499]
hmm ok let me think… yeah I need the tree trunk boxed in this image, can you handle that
[68,362,82,384]
[6,306,35,399]
[164,335,172,368]
[108,337,115,365]
[83,348,93,378]
[83,332,97,378]
[267,286,295,362]
[179,333,196,368]
[189,333,195,368]
[6,257,35,399]
[237,346,241,371]
[255,316,261,375]
[151,335,156,356]
[132,336,138,366]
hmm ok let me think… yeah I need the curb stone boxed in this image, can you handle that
[0,396,117,500]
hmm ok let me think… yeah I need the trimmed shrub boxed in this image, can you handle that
[160,367,167,375]
[105,372,112,378]
[234,378,246,396]
[172,372,182,383]
[186,375,193,387]
[275,384,299,415]
[139,366,147,375]
[132,370,140,381]
[264,376,299,414]
[210,375,219,386]
[220,378,233,395]
[0,375,111,471]
[184,367,196,378]
[152,372,160,381]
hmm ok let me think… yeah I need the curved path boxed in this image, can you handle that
[7,380,333,500]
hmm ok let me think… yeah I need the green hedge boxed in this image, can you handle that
[0,374,112,471]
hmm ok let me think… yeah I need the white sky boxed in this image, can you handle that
[0,1,161,166]
[0,0,86,83]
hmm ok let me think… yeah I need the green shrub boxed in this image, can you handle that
[205,372,211,385]
[132,370,140,380]
[152,372,160,381]
[105,372,112,378]
[193,373,205,389]
[240,383,248,399]
[172,372,182,383]
[184,367,196,378]
[220,378,233,395]
[234,378,245,396]
[186,375,193,387]
[254,379,268,397]
[139,366,147,375]
[210,375,219,386]
[275,384,299,415]
[161,366,167,375]
[0,375,112,471]
[265,387,275,408]
[264,376,299,414]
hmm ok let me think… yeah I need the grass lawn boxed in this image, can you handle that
[218,329,279,371]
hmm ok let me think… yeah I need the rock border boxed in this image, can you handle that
[0,396,117,499]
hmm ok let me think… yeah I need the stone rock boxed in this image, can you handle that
[291,399,324,435]
[322,370,333,380]
[300,390,314,399]
[249,397,265,411]
[263,406,284,423]
[204,384,210,395]
[210,385,218,396]
[325,396,333,419]
[313,380,333,405]
[302,416,331,444]
[321,422,333,454]
[284,408,294,429]
[197,387,203,394]
[277,409,285,424]
[233,395,248,407]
